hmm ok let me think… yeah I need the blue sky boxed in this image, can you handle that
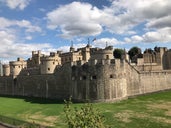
[0,0,171,62]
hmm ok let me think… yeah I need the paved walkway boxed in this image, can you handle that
[0,123,16,128]
[0,124,9,128]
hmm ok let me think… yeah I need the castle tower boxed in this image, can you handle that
[40,52,61,74]
[159,47,167,64]
[27,50,43,68]
[90,46,114,60]
[0,61,2,76]
[2,64,10,76]
[9,58,27,77]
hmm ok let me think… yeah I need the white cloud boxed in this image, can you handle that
[0,29,52,59]
[125,27,171,44]
[104,0,171,34]
[93,38,124,48]
[0,16,46,61]
[46,2,103,38]
[46,0,171,40]
[0,17,41,33]
[143,28,171,43]
[131,35,143,43]
[25,36,32,40]
[146,15,171,29]
[124,37,131,43]
[0,0,31,10]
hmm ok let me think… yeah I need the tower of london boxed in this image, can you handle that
[0,44,171,102]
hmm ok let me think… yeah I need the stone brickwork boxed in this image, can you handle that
[0,46,171,102]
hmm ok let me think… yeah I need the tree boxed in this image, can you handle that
[113,48,125,59]
[128,47,141,60]
[64,98,107,128]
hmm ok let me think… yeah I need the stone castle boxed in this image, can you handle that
[0,44,171,102]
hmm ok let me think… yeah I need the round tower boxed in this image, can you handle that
[90,46,114,60]
[3,64,10,76]
[9,59,27,77]
[40,56,61,74]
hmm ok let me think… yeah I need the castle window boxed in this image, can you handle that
[91,75,97,80]
[110,75,113,78]
[83,76,86,80]
[13,65,15,68]
[79,57,81,60]
[53,62,55,65]
[18,66,20,68]
[48,68,50,71]
[106,55,109,59]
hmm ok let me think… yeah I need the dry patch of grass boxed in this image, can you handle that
[18,112,58,127]
[114,110,149,123]
[114,101,171,125]
[148,101,171,116]
[114,110,133,123]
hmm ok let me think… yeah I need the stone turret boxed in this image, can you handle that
[90,46,114,61]
[27,50,43,68]
[3,64,10,76]
[78,44,91,62]
[40,52,61,74]
[9,58,27,77]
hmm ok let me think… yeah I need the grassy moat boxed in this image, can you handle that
[0,91,171,128]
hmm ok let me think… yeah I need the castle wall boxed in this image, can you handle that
[136,64,162,71]
[71,59,127,102]
[163,51,171,69]
[126,62,141,96]
[139,71,171,94]
[0,63,72,100]
[0,59,171,102]
[0,76,13,95]
[126,63,171,97]
[3,64,10,76]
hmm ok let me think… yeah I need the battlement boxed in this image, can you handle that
[32,50,41,56]
[0,45,171,102]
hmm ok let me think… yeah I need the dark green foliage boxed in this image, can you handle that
[113,48,125,59]
[128,47,141,59]
[64,98,106,128]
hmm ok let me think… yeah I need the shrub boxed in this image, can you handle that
[64,98,106,128]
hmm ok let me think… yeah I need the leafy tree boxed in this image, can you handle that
[113,48,125,59]
[128,47,141,60]
[64,98,107,128]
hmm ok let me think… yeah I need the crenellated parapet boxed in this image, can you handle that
[90,46,114,60]
[2,64,10,76]
[40,52,61,74]
[70,59,127,101]
[9,58,27,77]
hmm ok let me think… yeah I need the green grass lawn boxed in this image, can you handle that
[0,90,171,128]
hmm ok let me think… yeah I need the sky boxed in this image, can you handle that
[0,0,171,63]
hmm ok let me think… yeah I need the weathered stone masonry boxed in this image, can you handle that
[0,46,171,102]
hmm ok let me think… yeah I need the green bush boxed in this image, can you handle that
[64,98,106,128]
